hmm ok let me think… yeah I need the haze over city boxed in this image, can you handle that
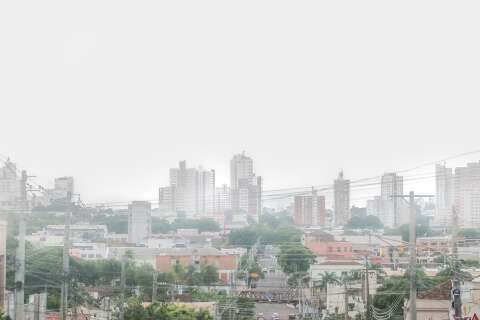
[2,1,480,320]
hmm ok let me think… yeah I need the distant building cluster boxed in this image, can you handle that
[158,152,262,228]
[435,161,480,228]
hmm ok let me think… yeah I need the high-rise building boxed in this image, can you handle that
[435,163,454,226]
[294,189,326,226]
[128,201,151,245]
[158,161,215,216]
[0,220,6,309]
[380,173,405,227]
[0,159,23,210]
[215,184,231,213]
[334,171,350,226]
[454,162,480,227]
[230,153,262,219]
[48,176,75,201]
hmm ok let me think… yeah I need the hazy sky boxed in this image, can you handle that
[1,1,479,205]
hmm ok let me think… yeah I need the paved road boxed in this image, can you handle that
[257,255,288,290]
[255,303,296,320]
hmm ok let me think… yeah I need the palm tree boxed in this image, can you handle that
[318,272,340,306]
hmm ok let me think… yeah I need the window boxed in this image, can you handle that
[328,247,333,252]
[337,247,341,252]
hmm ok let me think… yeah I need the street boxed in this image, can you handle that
[255,303,297,320]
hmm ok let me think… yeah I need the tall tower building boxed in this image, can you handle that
[380,173,405,227]
[0,159,22,210]
[128,201,151,245]
[294,189,326,226]
[334,171,350,226]
[230,152,262,219]
[158,161,215,216]
[454,162,480,227]
[435,164,454,226]
[215,184,232,213]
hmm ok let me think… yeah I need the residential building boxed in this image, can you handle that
[45,224,108,241]
[128,201,151,245]
[435,163,454,226]
[50,176,74,200]
[230,152,262,219]
[0,221,6,309]
[334,171,350,226]
[215,184,231,213]
[155,247,239,283]
[70,242,108,260]
[293,190,326,226]
[380,173,407,227]
[454,161,480,227]
[403,281,451,320]
[303,230,353,259]
[0,159,23,210]
[158,161,215,216]
[309,260,377,317]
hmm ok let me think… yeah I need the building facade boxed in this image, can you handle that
[334,171,350,226]
[158,161,215,216]
[380,173,406,227]
[215,184,231,213]
[128,201,152,245]
[435,164,454,226]
[293,190,326,226]
[230,153,262,219]
[0,159,23,210]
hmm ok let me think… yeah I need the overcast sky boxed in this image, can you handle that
[1,1,479,205]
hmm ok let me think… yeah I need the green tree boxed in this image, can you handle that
[278,244,315,274]
[345,215,383,230]
[201,265,219,289]
[317,272,339,301]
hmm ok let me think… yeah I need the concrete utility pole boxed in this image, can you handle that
[364,255,370,320]
[451,206,462,319]
[408,191,417,320]
[392,191,433,320]
[119,255,126,320]
[60,192,72,320]
[152,271,158,303]
[15,170,28,320]
[343,276,349,320]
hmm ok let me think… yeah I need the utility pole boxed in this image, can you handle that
[15,170,28,320]
[364,256,370,320]
[61,192,72,320]
[343,275,349,320]
[119,255,126,320]
[152,271,158,303]
[451,206,462,319]
[392,191,433,320]
[408,191,416,320]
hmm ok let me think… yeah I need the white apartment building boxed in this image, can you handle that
[128,201,151,245]
[230,153,262,218]
[380,173,407,227]
[0,159,23,210]
[435,164,454,226]
[215,184,231,213]
[159,161,215,216]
